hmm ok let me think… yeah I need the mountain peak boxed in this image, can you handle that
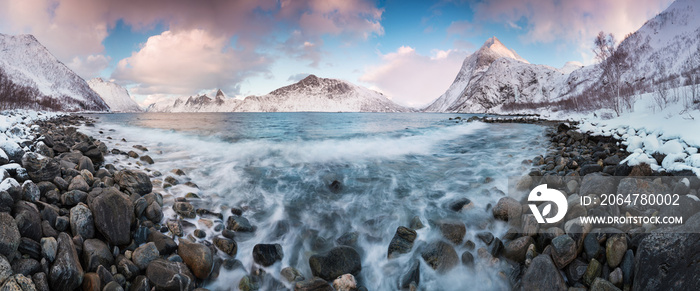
[215,89,225,99]
[475,36,528,64]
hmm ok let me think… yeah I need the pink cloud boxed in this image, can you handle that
[112,29,270,96]
[360,46,468,108]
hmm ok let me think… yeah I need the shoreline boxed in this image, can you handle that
[1,111,698,291]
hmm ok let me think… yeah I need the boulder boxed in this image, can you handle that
[551,235,577,269]
[49,233,83,291]
[13,201,42,242]
[492,197,522,224]
[67,175,89,192]
[147,230,177,255]
[113,170,152,195]
[88,188,133,245]
[1,274,36,291]
[40,237,57,263]
[0,255,11,285]
[177,240,214,279]
[226,216,254,232]
[309,246,361,281]
[633,232,700,290]
[21,181,39,202]
[172,202,196,219]
[521,254,567,291]
[606,234,627,268]
[420,241,458,273]
[21,153,59,182]
[252,244,283,267]
[503,236,534,263]
[0,213,21,260]
[436,220,466,245]
[145,259,195,291]
[69,203,94,239]
[387,226,417,259]
[132,242,159,270]
[213,237,237,257]
[82,239,113,272]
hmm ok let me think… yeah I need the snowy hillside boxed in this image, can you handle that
[426,0,700,113]
[423,37,570,113]
[87,78,141,112]
[147,75,410,113]
[0,33,109,112]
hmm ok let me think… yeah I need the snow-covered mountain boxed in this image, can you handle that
[87,78,141,112]
[147,75,410,113]
[0,33,109,112]
[425,0,700,113]
[423,37,570,113]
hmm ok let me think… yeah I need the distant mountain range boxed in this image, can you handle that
[146,75,411,113]
[0,0,697,114]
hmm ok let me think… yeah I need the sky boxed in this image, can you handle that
[0,0,674,108]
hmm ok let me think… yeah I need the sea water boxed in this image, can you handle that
[81,112,546,291]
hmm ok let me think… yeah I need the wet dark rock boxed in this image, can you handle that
[448,197,473,212]
[82,272,100,291]
[178,240,213,279]
[584,232,604,261]
[591,277,621,291]
[132,242,159,270]
[387,226,417,259]
[49,233,83,291]
[477,232,494,245]
[41,237,57,263]
[0,191,13,212]
[566,259,588,283]
[96,265,114,289]
[18,237,41,260]
[226,216,255,232]
[521,254,567,291]
[336,232,359,246]
[633,232,700,291]
[88,188,133,245]
[54,216,69,232]
[579,173,617,196]
[309,246,361,281]
[148,230,177,255]
[21,152,60,182]
[11,258,41,276]
[213,237,237,257]
[145,259,195,291]
[172,202,196,219]
[61,189,88,207]
[294,277,333,291]
[139,155,154,164]
[252,244,283,267]
[113,170,152,195]
[492,197,522,225]
[270,269,298,287]
[503,236,534,263]
[605,234,627,268]
[409,216,424,230]
[21,180,40,202]
[583,258,602,286]
[13,201,42,242]
[436,220,466,245]
[420,241,458,273]
[489,238,504,257]
[329,180,342,193]
[78,156,95,175]
[620,249,634,288]
[67,175,89,192]
[32,272,49,291]
[103,281,124,291]
[52,177,68,191]
[82,239,113,272]
[145,202,163,223]
[551,235,577,269]
[400,260,420,289]
[116,257,139,281]
[461,251,474,267]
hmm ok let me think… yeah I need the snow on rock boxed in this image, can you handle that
[0,33,110,112]
[87,78,142,112]
[147,75,411,113]
[0,177,19,192]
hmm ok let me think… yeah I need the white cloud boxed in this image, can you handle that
[360,47,469,108]
[112,29,270,96]
[66,54,111,79]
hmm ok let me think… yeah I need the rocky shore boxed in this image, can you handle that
[0,112,371,291]
[484,120,700,290]
[1,111,698,291]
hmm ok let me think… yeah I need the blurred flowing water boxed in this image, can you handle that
[82,112,546,291]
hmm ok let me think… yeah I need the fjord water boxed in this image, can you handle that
[82,112,545,290]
